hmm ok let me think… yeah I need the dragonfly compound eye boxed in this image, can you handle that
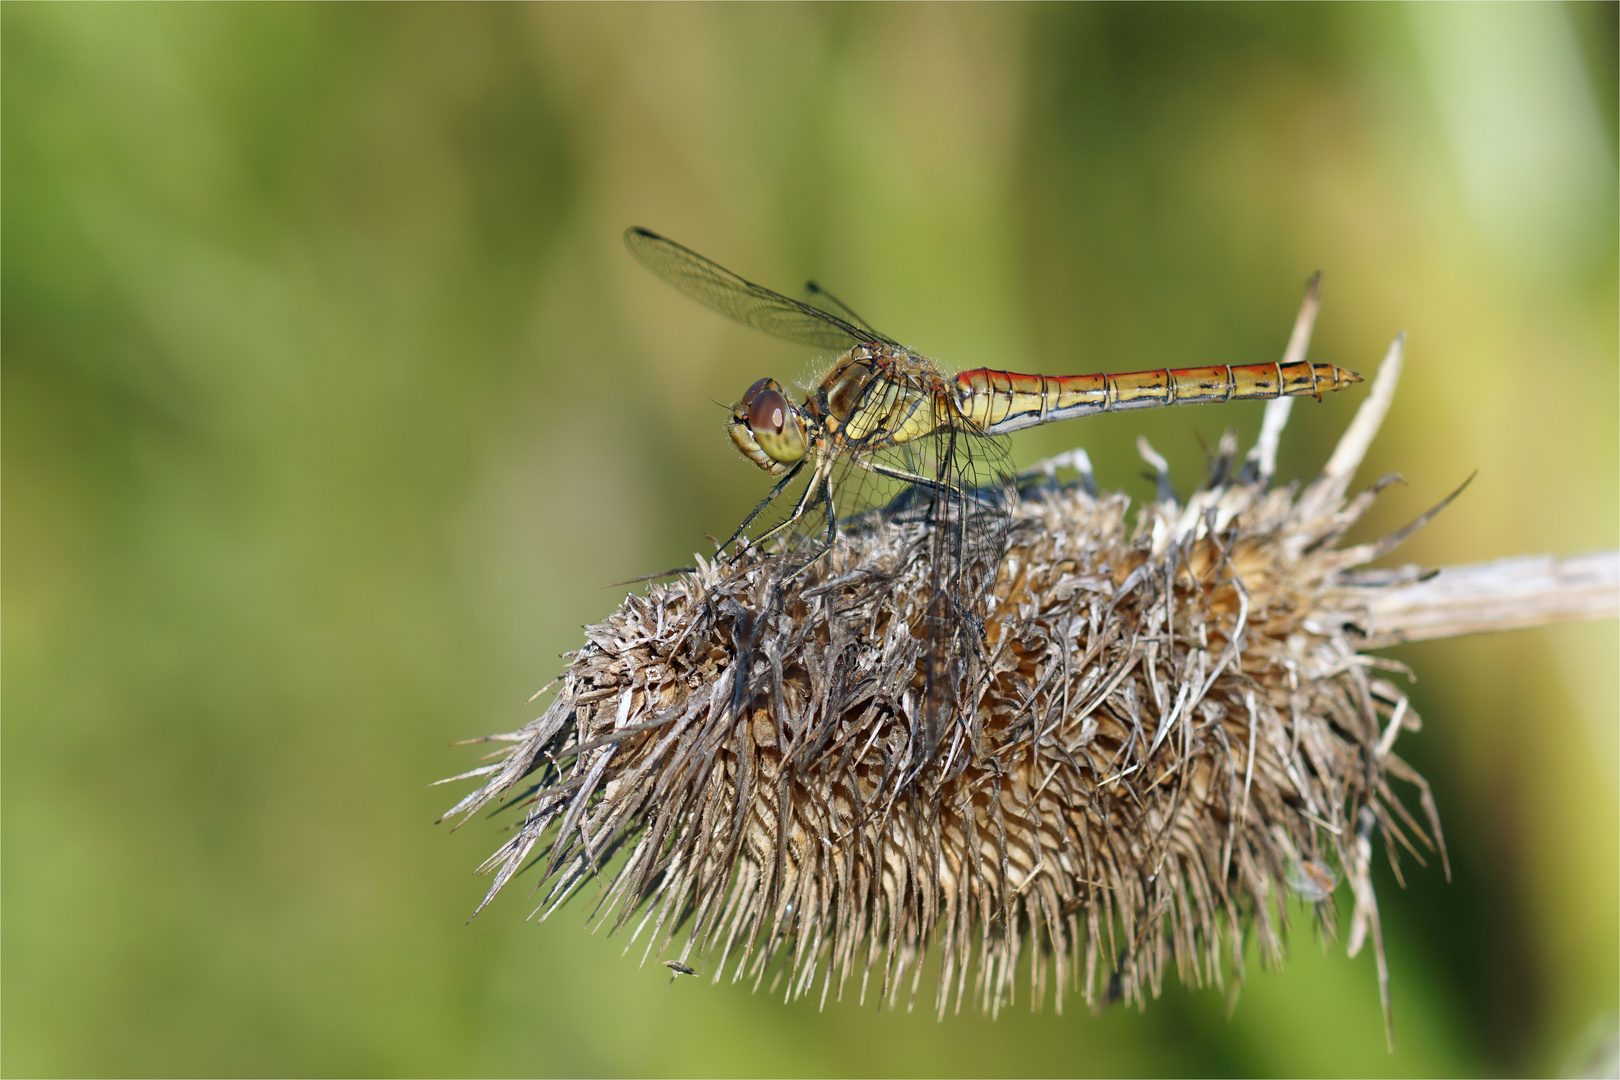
[735,378,807,468]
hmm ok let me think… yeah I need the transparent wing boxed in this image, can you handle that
[625,227,887,350]
[804,280,900,346]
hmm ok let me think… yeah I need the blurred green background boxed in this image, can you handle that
[5,3,1615,1076]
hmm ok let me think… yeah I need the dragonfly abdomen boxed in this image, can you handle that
[956,360,1360,435]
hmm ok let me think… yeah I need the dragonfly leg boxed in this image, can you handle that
[857,458,964,499]
[734,456,831,559]
[823,471,837,550]
[858,454,995,627]
[860,457,1006,534]
[722,460,805,560]
[784,469,838,577]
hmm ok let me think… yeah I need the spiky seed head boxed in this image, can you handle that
[443,345,1444,1028]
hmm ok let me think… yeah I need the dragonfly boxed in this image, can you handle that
[625,226,1361,563]
[625,226,1360,777]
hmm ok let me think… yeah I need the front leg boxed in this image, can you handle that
[736,456,832,559]
[783,468,840,580]
[721,460,805,560]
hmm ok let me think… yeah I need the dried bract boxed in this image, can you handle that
[442,340,1451,1029]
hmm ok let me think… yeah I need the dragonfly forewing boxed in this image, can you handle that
[625,227,883,351]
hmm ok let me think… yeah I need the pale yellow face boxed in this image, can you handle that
[728,377,808,475]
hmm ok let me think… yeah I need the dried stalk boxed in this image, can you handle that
[1360,551,1617,647]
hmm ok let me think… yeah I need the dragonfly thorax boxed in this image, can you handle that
[808,344,954,452]
[729,377,810,475]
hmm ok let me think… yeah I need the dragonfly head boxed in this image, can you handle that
[730,378,808,475]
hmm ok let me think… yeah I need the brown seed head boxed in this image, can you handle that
[442,341,1446,1031]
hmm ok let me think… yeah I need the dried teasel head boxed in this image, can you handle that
[442,337,1458,1037]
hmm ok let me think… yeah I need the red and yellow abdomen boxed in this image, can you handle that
[955,361,1361,435]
